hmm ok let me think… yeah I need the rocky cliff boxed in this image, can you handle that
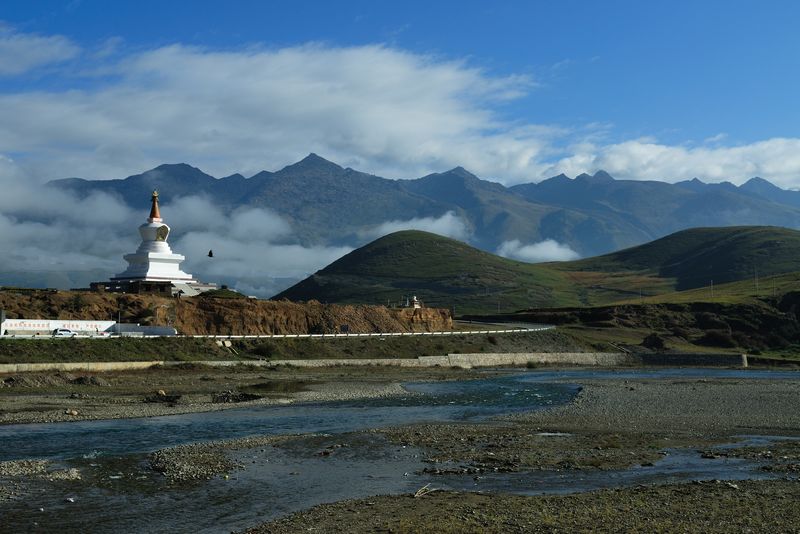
[0,290,452,335]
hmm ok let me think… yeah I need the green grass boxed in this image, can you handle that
[561,226,800,290]
[0,337,227,363]
[613,271,800,306]
[276,230,584,313]
[556,325,741,355]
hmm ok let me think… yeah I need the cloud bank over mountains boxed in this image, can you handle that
[2,23,800,187]
[0,169,352,296]
[496,239,580,263]
[162,196,352,296]
[358,212,470,241]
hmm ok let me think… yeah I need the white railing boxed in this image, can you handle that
[0,325,554,340]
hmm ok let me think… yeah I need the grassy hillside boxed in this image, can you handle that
[616,271,800,306]
[275,227,800,314]
[561,226,800,290]
[275,230,582,314]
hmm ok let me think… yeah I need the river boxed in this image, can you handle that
[1,368,797,533]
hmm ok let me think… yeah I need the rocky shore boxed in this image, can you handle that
[247,480,800,533]
[0,459,81,501]
[0,381,413,426]
[514,377,800,436]
[0,365,444,425]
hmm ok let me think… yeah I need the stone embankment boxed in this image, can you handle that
[0,289,451,335]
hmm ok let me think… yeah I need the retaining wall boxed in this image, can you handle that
[636,352,748,367]
[0,351,749,373]
[0,361,164,373]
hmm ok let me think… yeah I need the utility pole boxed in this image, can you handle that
[754,266,759,295]
[710,279,714,299]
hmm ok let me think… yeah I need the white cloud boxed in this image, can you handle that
[160,195,343,278]
[0,39,549,182]
[548,138,800,188]
[358,211,470,241]
[173,228,351,296]
[496,239,580,263]
[0,184,136,277]
[0,24,80,75]
[1,25,800,191]
[158,196,351,294]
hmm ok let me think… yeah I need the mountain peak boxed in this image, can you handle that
[533,173,570,186]
[302,152,329,163]
[592,170,615,181]
[154,162,191,169]
[278,153,344,175]
[742,176,779,190]
[444,166,479,180]
[574,170,614,183]
[135,163,213,182]
[674,177,707,191]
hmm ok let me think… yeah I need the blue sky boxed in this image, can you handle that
[2,0,800,186]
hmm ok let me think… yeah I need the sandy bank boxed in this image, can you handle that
[515,377,800,437]
[0,380,415,425]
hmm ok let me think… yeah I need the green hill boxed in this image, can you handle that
[561,226,800,290]
[274,230,578,314]
[275,226,800,314]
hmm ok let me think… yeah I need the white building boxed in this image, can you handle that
[98,191,215,296]
[1,319,116,336]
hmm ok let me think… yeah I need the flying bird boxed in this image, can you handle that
[208,250,214,258]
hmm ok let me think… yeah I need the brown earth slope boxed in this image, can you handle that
[0,290,451,335]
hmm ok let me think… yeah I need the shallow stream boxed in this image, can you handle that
[1,368,798,533]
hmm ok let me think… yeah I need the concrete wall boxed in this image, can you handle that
[0,361,163,373]
[0,353,621,373]
[0,352,750,374]
[635,352,748,367]
[437,352,635,368]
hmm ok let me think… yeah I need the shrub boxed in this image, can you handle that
[641,333,667,350]
[250,341,278,358]
[695,312,728,330]
[696,329,737,348]
[670,327,691,340]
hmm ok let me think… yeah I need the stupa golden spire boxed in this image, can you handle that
[149,190,161,221]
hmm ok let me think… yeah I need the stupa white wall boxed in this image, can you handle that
[112,191,197,283]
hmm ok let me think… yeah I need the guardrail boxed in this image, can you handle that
[0,325,555,340]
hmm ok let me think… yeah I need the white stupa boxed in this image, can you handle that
[112,190,197,284]
[104,191,216,296]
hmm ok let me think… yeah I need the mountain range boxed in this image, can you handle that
[50,153,800,257]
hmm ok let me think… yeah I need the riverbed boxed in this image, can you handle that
[1,368,799,533]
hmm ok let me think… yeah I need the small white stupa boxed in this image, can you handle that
[107,191,215,296]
